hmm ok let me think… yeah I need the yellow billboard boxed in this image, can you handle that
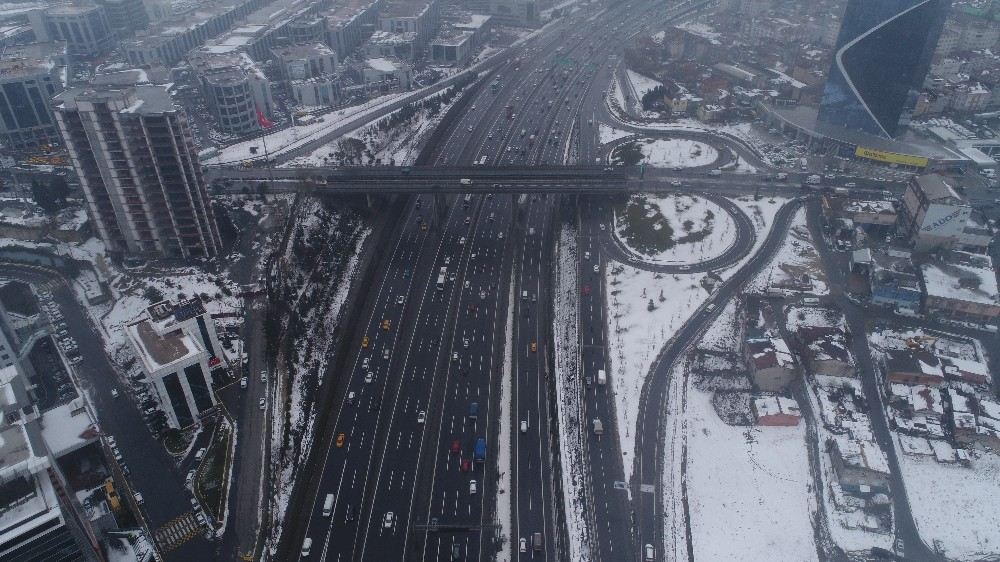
[854,146,929,168]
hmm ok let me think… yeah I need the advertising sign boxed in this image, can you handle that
[855,146,929,168]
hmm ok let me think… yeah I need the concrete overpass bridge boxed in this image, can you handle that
[204,164,904,195]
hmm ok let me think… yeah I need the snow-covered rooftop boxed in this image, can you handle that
[921,256,999,306]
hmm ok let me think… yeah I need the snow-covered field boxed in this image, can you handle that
[613,193,736,264]
[684,389,819,561]
[748,207,828,295]
[605,196,792,484]
[605,264,708,484]
[626,70,662,99]
[896,448,1000,560]
[635,138,719,168]
[599,123,632,145]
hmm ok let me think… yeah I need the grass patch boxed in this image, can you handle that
[614,194,716,256]
[196,423,232,522]
[611,141,644,166]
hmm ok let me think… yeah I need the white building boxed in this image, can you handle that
[899,174,973,252]
[363,56,412,89]
[126,299,222,429]
[188,50,274,135]
[0,365,104,561]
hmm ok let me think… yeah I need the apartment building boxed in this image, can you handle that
[189,50,274,134]
[53,84,222,260]
[28,3,115,57]
[0,42,67,151]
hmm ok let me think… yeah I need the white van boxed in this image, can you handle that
[301,538,312,557]
[322,494,334,517]
[593,418,604,435]
[597,369,607,386]
[522,290,528,300]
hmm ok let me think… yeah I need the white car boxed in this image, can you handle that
[396,295,405,305]
[134,492,144,505]
[645,543,655,560]
[260,370,267,383]
[593,264,599,272]
[469,479,477,494]
[463,338,470,349]
[258,398,266,410]
[362,357,370,370]
[365,371,374,384]
[383,512,394,528]
[599,224,606,231]
[520,420,528,433]
[111,389,119,399]
[670,180,682,187]
[417,411,426,424]
[520,538,527,553]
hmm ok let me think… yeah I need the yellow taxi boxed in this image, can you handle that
[336,433,346,448]
[382,319,391,331]
[361,336,370,348]
[530,341,538,353]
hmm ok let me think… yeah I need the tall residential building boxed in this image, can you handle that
[0,43,67,151]
[818,0,951,138]
[53,85,221,260]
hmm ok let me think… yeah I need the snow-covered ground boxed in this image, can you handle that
[605,196,792,484]
[636,138,718,168]
[625,70,662,99]
[605,265,709,485]
[612,193,736,264]
[896,447,1000,560]
[748,206,828,295]
[684,389,819,561]
[201,92,413,165]
[598,123,632,145]
[553,225,591,562]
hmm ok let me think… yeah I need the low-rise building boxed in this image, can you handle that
[122,0,271,67]
[827,435,891,494]
[884,349,945,386]
[745,336,797,391]
[796,326,855,377]
[363,56,412,89]
[920,251,1000,325]
[322,0,383,57]
[126,299,222,429]
[940,357,991,386]
[273,42,338,81]
[430,29,475,64]
[752,396,802,426]
[867,250,922,313]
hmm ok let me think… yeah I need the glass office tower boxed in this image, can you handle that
[818,0,951,138]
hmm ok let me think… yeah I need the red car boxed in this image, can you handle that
[582,285,591,295]
[461,458,471,472]
[450,439,461,455]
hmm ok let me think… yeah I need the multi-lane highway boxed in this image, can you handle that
[279,1,771,561]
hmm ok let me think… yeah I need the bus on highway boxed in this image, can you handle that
[474,438,486,463]
[437,267,447,291]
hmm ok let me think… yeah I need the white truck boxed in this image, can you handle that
[592,418,604,435]
[460,178,473,186]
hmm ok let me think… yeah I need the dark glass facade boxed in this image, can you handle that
[818,0,951,138]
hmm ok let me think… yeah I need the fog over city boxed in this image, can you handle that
[1,0,999,561]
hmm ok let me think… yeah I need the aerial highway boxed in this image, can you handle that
[280,1,774,561]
